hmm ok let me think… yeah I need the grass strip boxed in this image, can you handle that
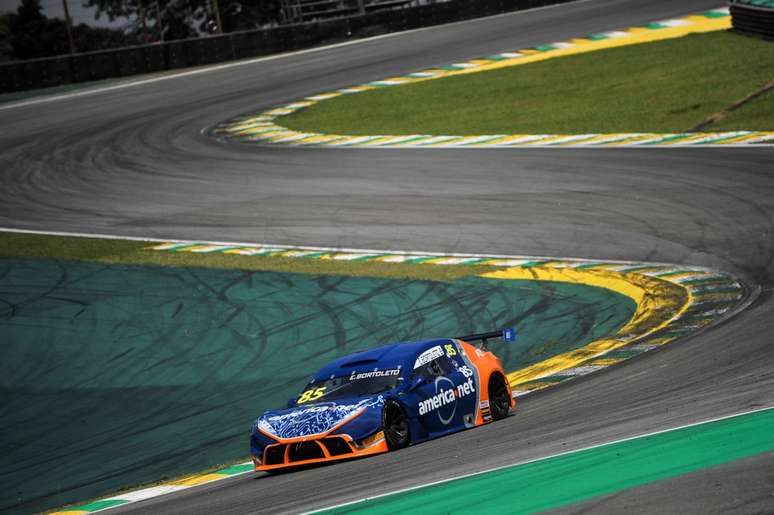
[0,231,498,281]
[281,31,774,135]
[706,85,774,132]
[691,79,774,131]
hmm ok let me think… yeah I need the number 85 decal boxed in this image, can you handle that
[297,387,326,404]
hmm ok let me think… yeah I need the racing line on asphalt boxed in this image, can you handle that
[2,0,773,513]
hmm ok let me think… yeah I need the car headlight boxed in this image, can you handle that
[254,418,276,437]
[354,430,384,449]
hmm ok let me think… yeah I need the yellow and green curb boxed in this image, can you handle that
[50,239,751,514]
[211,7,774,148]
[49,463,253,514]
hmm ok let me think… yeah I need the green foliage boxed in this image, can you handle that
[0,14,13,62]
[3,0,138,60]
[85,0,199,42]
[83,0,282,42]
[1,0,282,62]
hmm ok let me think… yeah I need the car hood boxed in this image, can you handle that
[256,396,384,440]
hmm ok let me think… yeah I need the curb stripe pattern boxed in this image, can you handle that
[52,240,749,513]
[211,7,774,148]
[51,464,253,514]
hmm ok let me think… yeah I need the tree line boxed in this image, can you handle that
[0,0,282,62]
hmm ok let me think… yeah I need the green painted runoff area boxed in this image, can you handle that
[0,257,633,514]
[281,31,774,135]
[322,408,774,514]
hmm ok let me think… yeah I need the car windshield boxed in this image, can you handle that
[297,367,402,404]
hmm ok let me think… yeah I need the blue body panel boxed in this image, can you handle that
[250,338,485,463]
[310,339,452,380]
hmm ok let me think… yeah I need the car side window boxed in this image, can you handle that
[414,355,455,381]
[437,355,457,375]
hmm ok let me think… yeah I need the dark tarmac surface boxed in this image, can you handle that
[1,0,773,513]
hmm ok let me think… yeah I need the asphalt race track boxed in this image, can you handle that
[2,0,774,513]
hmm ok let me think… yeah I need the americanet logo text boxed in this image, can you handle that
[418,377,475,416]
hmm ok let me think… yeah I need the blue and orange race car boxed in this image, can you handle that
[250,329,516,471]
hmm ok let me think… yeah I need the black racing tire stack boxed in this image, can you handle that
[730,0,774,39]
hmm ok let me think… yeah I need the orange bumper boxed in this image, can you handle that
[255,433,389,471]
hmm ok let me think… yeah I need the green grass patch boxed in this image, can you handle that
[281,31,774,135]
[709,87,774,131]
[0,231,497,281]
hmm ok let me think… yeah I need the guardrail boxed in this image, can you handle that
[730,0,774,38]
[280,0,415,24]
[0,0,574,94]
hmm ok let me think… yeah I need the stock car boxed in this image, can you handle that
[249,329,516,471]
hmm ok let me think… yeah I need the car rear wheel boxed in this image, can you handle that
[382,399,410,450]
[489,374,511,421]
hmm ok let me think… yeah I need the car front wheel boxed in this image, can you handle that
[382,399,410,450]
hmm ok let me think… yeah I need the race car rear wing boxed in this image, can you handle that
[456,327,516,350]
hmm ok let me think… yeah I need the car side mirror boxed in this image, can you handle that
[503,327,517,343]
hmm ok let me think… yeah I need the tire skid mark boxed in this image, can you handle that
[2,242,749,514]
[150,240,748,395]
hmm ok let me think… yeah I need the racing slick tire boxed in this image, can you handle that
[383,399,410,450]
[489,373,511,421]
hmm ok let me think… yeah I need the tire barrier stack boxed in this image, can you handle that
[730,0,774,39]
[0,0,574,94]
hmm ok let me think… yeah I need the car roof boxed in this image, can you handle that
[311,338,454,380]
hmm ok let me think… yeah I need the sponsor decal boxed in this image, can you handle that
[417,366,476,425]
[349,366,401,381]
[260,397,385,439]
[414,345,444,369]
[418,376,475,418]
[268,405,340,421]
[297,387,326,404]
